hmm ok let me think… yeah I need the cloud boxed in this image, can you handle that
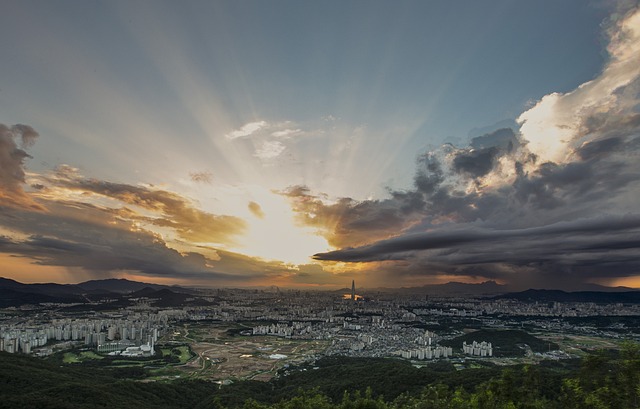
[0,123,45,211]
[0,122,307,286]
[0,201,248,283]
[254,140,286,160]
[281,185,425,248]
[200,247,292,279]
[189,171,213,184]
[470,127,519,151]
[272,128,302,138]
[314,215,640,262]
[248,201,265,219]
[39,166,247,245]
[451,147,501,178]
[225,121,267,139]
[517,6,640,164]
[289,263,343,285]
[284,6,640,287]
[313,215,640,290]
[224,120,320,163]
[0,197,302,285]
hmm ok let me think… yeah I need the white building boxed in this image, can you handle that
[462,341,493,357]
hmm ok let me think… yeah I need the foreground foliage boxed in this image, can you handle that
[0,342,638,409]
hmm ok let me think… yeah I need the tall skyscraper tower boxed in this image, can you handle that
[351,280,356,301]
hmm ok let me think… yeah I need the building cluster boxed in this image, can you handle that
[0,311,167,355]
[419,299,640,318]
[400,346,453,360]
[100,341,155,357]
[252,322,313,338]
[462,341,493,357]
[415,330,437,346]
[1,328,48,354]
[1,281,638,363]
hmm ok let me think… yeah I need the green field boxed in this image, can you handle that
[62,352,80,363]
[62,350,104,363]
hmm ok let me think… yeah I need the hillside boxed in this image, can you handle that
[77,278,177,294]
[493,289,640,303]
[0,278,199,308]
[1,346,638,409]
[440,329,559,357]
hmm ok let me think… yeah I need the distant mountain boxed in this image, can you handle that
[360,280,637,296]
[391,281,509,296]
[128,286,161,298]
[494,289,640,303]
[0,288,85,308]
[76,278,175,294]
[127,287,211,307]
[557,283,635,292]
[0,277,86,297]
[0,277,196,307]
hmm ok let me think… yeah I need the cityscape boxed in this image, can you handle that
[1,0,640,408]
[2,278,638,377]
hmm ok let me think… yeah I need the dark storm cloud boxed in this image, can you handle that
[314,215,640,262]
[288,111,640,285]
[288,55,640,286]
[414,152,445,194]
[281,132,521,249]
[450,128,520,179]
[451,147,500,178]
[0,123,45,211]
[470,128,519,151]
[9,124,39,146]
[576,136,624,161]
[281,185,426,248]
[309,137,640,284]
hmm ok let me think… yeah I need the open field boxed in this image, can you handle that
[63,350,105,363]
[160,345,192,364]
[162,322,330,382]
[538,333,622,357]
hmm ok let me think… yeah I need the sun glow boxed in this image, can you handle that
[598,276,640,289]
[235,187,329,265]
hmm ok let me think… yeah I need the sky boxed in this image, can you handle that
[1,0,640,290]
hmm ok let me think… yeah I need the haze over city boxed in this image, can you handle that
[1,0,640,290]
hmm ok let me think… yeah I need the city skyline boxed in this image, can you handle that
[1,1,640,289]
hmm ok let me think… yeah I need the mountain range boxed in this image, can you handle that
[0,277,198,308]
[1,277,639,307]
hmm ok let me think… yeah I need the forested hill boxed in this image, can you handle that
[1,344,639,409]
[494,289,640,303]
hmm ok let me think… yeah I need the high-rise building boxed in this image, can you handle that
[351,280,355,301]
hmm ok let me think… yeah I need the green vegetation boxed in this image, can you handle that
[52,344,194,368]
[62,352,80,364]
[173,345,193,364]
[0,342,638,409]
[62,350,104,363]
[158,345,192,364]
[80,351,104,360]
[440,329,559,356]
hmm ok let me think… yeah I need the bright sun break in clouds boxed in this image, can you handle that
[238,188,328,265]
